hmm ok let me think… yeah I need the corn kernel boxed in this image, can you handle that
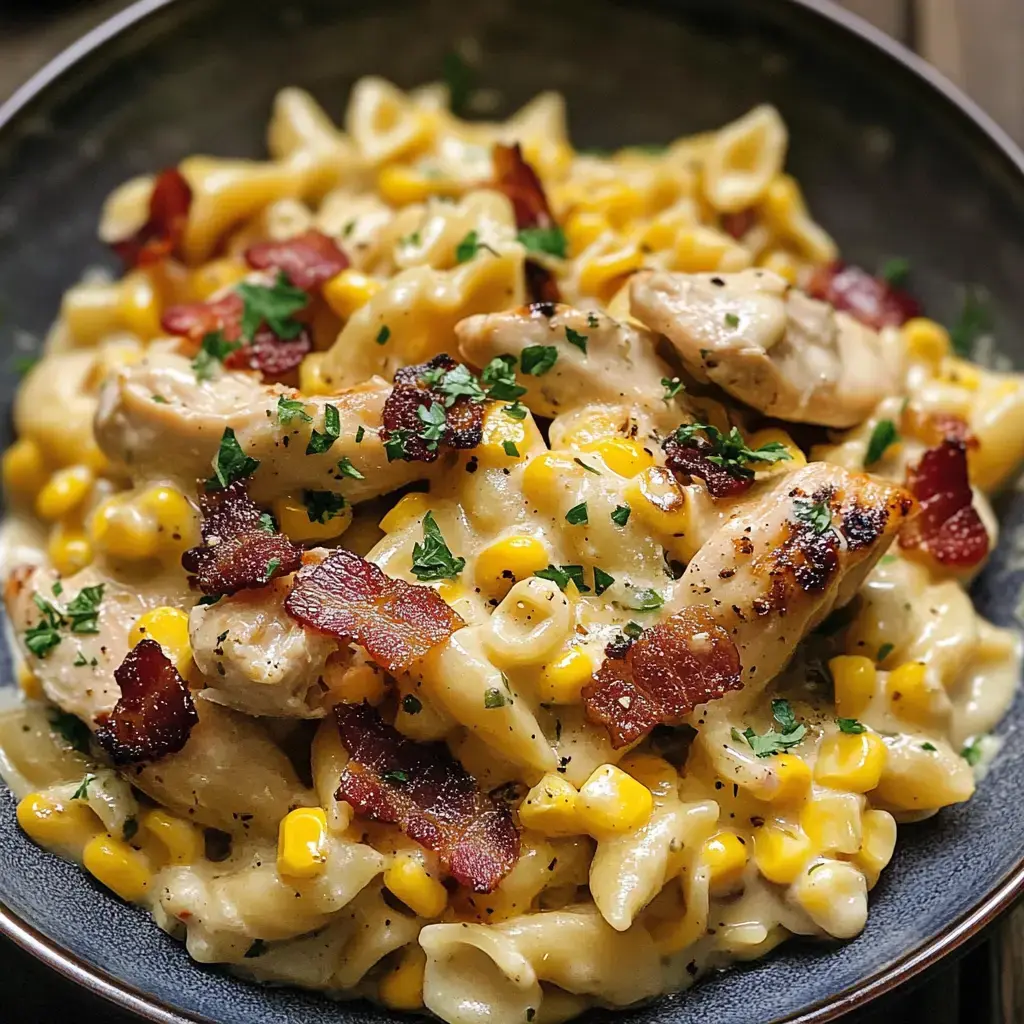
[299,353,336,396]
[942,357,982,391]
[379,492,430,534]
[138,485,199,554]
[758,248,801,284]
[815,731,887,793]
[478,402,530,467]
[140,808,203,864]
[89,497,159,561]
[82,833,152,902]
[902,318,950,364]
[618,753,678,795]
[377,164,461,206]
[577,764,653,837]
[702,830,748,895]
[322,269,383,319]
[475,535,549,598]
[744,428,806,470]
[18,663,43,700]
[565,210,610,256]
[35,465,94,522]
[17,792,100,851]
[855,808,897,889]
[129,607,193,677]
[800,791,863,855]
[791,859,868,939]
[521,452,582,505]
[536,646,594,704]
[757,753,812,805]
[379,946,426,1011]
[578,242,645,301]
[623,466,690,537]
[580,437,654,478]
[384,853,449,917]
[277,807,329,880]
[324,654,387,705]
[886,661,936,724]
[3,438,49,498]
[753,823,812,885]
[274,492,352,542]
[671,226,752,273]
[187,257,250,301]
[829,655,877,719]
[118,270,162,341]
[48,523,93,577]
[518,773,581,836]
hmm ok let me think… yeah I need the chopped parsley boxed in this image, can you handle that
[593,567,615,596]
[401,230,422,247]
[25,595,64,657]
[122,816,139,842]
[661,376,684,402]
[236,272,308,341]
[950,287,992,357]
[484,687,508,709]
[864,419,899,467]
[876,642,895,663]
[263,557,282,581]
[302,490,347,524]
[503,401,527,420]
[434,363,486,406]
[192,331,241,380]
[336,456,364,480]
[961,736,984,767]
[573,457,600,475]
[502,440,520,458]
[65,584,105,635]
[151,395,168,403]
[49,709,91,754]
[724,312,740,328]
[455,230,498,263]
[411,512,465,582]
[611,504,631,527]
[565,502,589,526]
[623,621,644,640]
[879,257,910,286]
[355,425,366,443]
[402,694,423,715]
[921,741,938,752]
[564,327,588,354]
[277,395,312,424]
[376,324,391,345]
[517,226,567,259]
[520,345,558,376]
[258,512,277,533]
[383,429,414,462]
[52,581,63,597]
[417,402,448,449]
[71,773,95,801]
[625,587,663,612]
[534,564,590,593]
[587,313,599,328]
[837,717,866,734]
[481,355,527,402]
[306,404,341,455]
[792,497,833,535]
[206,427,260,490]
[732,699,806,758]
[382,768,410,785]
[672,422,792,479]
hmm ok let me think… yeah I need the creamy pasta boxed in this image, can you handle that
[1,75,1021,1023]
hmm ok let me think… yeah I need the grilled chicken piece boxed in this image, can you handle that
[456,304,676,421]
[190,577,337,718]
[6,562,312,836]
[94,352,426,503]
[630,269,903,428]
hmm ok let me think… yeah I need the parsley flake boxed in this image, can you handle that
[521,345,558,376]
[673,422,792,480]
[122,817,139,842]
[534,564,590,593]
[565,327,588,354]
[434,363,486,406]
[236,273,308,341]
[258,512,277,534]
[484,687,508,709]
[455,230,499,263]
[382,769,410,785]
[661,376,684,402]
[383,429,414,462]
[565,502,588,525]
[206,427,260,490]
[71,773,95,801]
[306,404,341,455]
[921,741,938,752]
[504,401,527,420]
[49,709,91,754]
[876,642,895,663]
[277,395,312,425]
[517,226,567,259]
[611,504,631,527]
[573,457,600,475]
[481,355,527,403]
[25,594,64,657]
[724,312,740,328]
[65,584,105,635]
[263,557,282,582]
[502,440,520,458]
[337,456,364,480]
[593,567,615,596]
[192,331,241,381]
[837,717,866,734]
[302,490,347,524]
[792,497,833,535]
[355,425,366,444]
[402,694,423,715]
[376,325,391,345]
[417,402,447,449]
[411,512,465,582]
[961,736,984,767]
[864,419,899,467]
[732,699,806,758]
[624,621,644,640]
[625,588,663,612]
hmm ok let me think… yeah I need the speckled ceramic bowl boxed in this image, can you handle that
[1,0,1023,1021]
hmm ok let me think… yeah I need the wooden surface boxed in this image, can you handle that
[0,1,1021,1022]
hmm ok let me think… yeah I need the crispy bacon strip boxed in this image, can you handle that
[806,261,920,330]
[583,606,742,748]
[95,639,198,764]
[334,703,519,892]
[244,230,349,291]
[899,439,989,567]
[381,354,484,463]
[181,481,302,596]
[110,167,192,268]
[663,433,753,499]
[285,548,464,673]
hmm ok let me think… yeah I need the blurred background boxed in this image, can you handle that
[0,0,1020,1022]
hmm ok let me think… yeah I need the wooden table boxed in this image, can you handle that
[0,1,1020,1022]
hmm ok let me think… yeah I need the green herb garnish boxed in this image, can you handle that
[661,377,684,402]
[302,490,347,524]
[411,512,465,582]
[611,504,631,527]
[206,427,260,490]
[277,395,312,424]
[565,327,588,354]
[376,324,391,345]
[593,567,615,596]
[484,687,508,709]
[517,226,567,259]
[337,456,364,480]
[837,718,866,734]
[864,419,899,467]
[732,699,806,758]
[521,345,558,376]
[237,272,308,341]
[306,404,341,455]
[192,331,241,380]
[792,497,833,535]
[672,422,792,480]
[565,502,589,526]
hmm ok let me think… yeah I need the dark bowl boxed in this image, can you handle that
[2,1,1023,1022]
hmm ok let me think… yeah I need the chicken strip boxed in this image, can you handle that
[94,352,426,503]
[630,269,903,428]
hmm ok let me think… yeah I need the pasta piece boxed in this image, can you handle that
[701,105,787,213]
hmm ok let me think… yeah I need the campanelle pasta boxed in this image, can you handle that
[1,72,1022,1023]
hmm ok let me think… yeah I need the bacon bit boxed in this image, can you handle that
[806,261,920,329]
[663,433,753,499]
[181,481,302,596]
[244,230,349,292]
[381,354,484,463]
[721,209,756,240]
[285,548,464,674]
[334,702,519,892]
[583,607,742,748]
[110,168,192,269]
[899,440,989,567]
[94,639,198,764]
[901,408,977,449]
[524,259,561,305]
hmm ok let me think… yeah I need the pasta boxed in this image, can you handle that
[1,71,1021,1023]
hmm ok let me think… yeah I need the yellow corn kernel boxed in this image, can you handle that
[117,270,162,341]
[671,226,752,273]
[140,808,203,864]
[702,830,748,896]
[324,655,387,705]
[753,823,812,885]
[139,485,199,553]
[942,357,982,391]
[886,661,936,724]
[298,352,336,396]
[18,663,43,700]
[377,163,461,206]
[623,466,691,537]
[565,210,610,256]
[82,833,152,902]
[744,428,806,470]
[322,269,383,319]
[521,452,582,505]
[3,438,49,498]
[619,753,678,796]
[384,853,449,917]
[17,792,100,850]
[791,859,868,939]
[536,646,594,704]
[187,257,250,301]
[578,242,645,301]
[477,402,530,467]
[518,774,582,837]
[35,465,94,522]
[829,655,877,719]
[379,492,430,534]
[129,607,192,677]
[815,731,887,793]
[576,764,653,837]
[379,946,426,1011]
[758,248,801,284]
[902,317,951,364]
[48,523,93,577]
[580,437,654,478]
[475,535,549,597]
[277,807,329,880]
[89,497,159,561]
[854,808,897,889]
[757,753,812,805]
[799,791,863,855]
[274,492,352,542]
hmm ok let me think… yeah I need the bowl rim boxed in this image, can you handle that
[1,0,1023,1022]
